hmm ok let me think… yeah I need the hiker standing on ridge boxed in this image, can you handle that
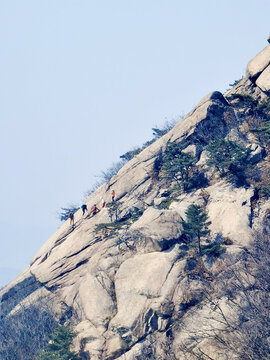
[111,189,115,201]
[81,204,88,216]
[68,212,74,226]
[90,204,100,217]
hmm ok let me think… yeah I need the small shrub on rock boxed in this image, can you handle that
[229,94,258,112]
[227,77,243,89]
[255,98,270,118]
[95,222,123,233]
[228,94,270,118]
[251,120,270,146]
[188,171,209,190]
[120,147,141,161]
[151,119,177,138]
[129,207,144,222]
[157,198,177,209]
[258,184,270,198]
[201,243,226,257]
[229,95,270,146]
[95,206,144,237]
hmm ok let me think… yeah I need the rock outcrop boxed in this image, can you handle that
[246,44,270,81]
[1,39,270,360]
[232,40,270,99]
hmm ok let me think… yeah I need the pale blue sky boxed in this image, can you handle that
[0,0,269,287]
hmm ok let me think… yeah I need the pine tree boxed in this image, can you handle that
[37,325,80,360]
[106,201,123,222]
[206,139,251,178]
[182,204,211,255]
[162,142,195,191]
[59,206,79,222]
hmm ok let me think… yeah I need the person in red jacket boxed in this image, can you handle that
[90,204,100,216]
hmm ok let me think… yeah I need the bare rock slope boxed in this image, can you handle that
[1,40,270,360]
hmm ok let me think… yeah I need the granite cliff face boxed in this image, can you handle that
[1,40,270,360]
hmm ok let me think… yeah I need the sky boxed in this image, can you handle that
[0,0,269,287]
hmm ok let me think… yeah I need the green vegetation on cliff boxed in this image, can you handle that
[37,326,80,360]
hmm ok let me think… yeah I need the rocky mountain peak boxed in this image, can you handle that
[1,38,269,360]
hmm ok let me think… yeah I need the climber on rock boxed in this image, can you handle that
[101,198,106,208]
[111,189,115,201]
[90,204,100,217]
[81,204,88,216]
[68,212,74,226]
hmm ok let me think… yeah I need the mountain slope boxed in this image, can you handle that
[1,39,270,360]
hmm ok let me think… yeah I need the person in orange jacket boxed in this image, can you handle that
[111,189,115,201]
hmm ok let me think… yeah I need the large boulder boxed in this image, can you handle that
[246,44,270,81]
[256,64,270,94]
[106,247,183,357]
[129,207,183,250]
[207,182,254,245]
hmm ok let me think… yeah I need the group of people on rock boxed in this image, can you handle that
[68,189,116,227]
